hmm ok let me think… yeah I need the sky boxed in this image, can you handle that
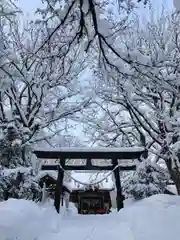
[17,0,43,19]
[17,0,174,19]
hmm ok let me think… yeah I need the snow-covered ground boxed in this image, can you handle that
[0,194,180,240]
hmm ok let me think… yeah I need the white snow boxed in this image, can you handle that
[35,170,72,192]
[166,185,177,195]
[35,170,58,181]
[34,146,145,153]
[0,194,180,240]
[2,167,33,177]
[35,170,114,190]
[11,138,22,146]
[70,171,114,189]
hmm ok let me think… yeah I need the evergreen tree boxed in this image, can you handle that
[123,160,169,200]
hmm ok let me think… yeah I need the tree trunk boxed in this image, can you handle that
[167,166,180,195]
[165,156,180,195]
[165,157,180,195]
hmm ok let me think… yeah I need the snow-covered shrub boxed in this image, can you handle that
[0,125,42,201]
[0,125,31,168]
[123,160,170,200]
[0,167,42,201]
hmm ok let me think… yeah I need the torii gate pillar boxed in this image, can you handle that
[54,158,65,213]
[112,158,124,211]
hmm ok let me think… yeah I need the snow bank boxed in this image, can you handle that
[0,194,180,240]
[118,194,180,240]
[0,198,77,240]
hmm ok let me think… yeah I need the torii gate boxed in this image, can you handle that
[34,147,147,213]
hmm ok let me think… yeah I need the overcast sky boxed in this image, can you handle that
[18,0,173,19]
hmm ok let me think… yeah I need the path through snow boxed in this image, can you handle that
[0,194,180,240]
[36,213,135,240]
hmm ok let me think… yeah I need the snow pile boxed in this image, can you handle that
[118,194,180,240]
[0,198,77,240]
[0,194,180,239]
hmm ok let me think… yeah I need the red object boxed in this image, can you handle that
[96,209,106,214]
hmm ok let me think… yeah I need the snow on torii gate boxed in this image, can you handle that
[34,147,147,213]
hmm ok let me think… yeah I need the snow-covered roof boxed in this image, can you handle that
[34,147,145,153]
[70,172,114,190]
[35,171,72,192]
[35,170,57,181]
[34,147,145,161]
[36,170,114,191]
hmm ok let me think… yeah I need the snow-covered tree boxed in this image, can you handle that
[0,16,91,147]
[0,0,19,19]
[0,125,41,201]
[82,9,180,195]
[0,12,91,201]
[35,0,149,72]
[0,124,32,168]
[123,160,169,200]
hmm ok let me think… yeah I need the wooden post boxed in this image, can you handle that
[112,158,124,211]
[54,158,65,213]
